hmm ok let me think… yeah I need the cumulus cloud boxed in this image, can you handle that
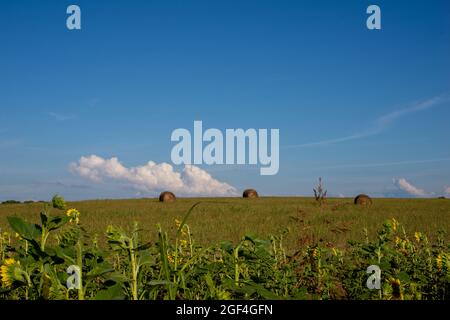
[445,187,450,195]
[392,177,431,197]
[70,155,238,196]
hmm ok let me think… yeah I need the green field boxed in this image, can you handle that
[1,196,450,300]
[1,197,449,252]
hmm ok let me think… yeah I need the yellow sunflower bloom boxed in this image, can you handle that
[414,232,421,242]
[66,208,81,224]
[4,258,17,266]
[2,232,10,243]
[437,254,444,271]
[331,247,338,257]
[391,218,398,231]
[389,277,403,300]
[180,239,188,247]
[0,258,19,287]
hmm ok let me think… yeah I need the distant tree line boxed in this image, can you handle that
[1,200,46,205]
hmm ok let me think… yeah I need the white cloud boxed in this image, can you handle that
[445,187,450,195]
[285,95,448,148]
[315,157,450,170]
[48,112,76,121]
[392,177,431,197]
[0,138,22,148]
[70,155,238,196]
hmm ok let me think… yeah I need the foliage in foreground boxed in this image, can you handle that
[0,197,449,300]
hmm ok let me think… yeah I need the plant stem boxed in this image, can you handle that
[76,241,84,300]
[129,248,138,300]
[234,242,242,286]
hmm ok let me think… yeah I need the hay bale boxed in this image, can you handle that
[354,194,372,205]
[243,189,259,198]
[159,191,176,202]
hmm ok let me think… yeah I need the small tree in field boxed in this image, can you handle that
[313,177,327,204]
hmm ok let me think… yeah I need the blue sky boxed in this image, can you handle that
[1,0,449,200]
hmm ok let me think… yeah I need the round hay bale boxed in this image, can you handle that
[243,189,259,198]
[354,194,372,205]
[159,191,176,202]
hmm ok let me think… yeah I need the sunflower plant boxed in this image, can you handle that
[106,222,153,300]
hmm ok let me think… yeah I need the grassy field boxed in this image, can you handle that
[1,196,450,300]
[1,197,449,253]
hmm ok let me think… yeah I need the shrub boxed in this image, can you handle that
[52,194,66,210]
[1,200,21,205]
[313,178,327,203]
